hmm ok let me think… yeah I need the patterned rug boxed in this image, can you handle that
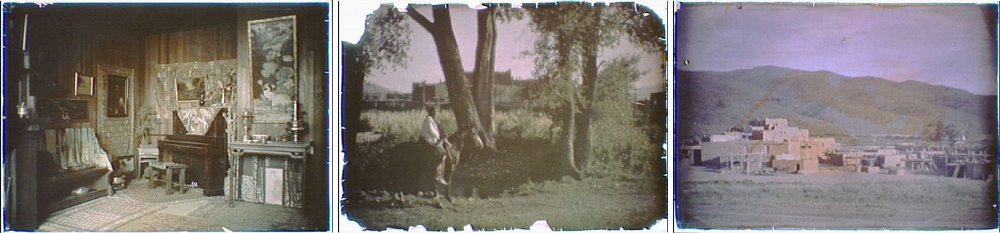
[117,179,213,204]
[41,196,165,231]
[111,213,224,232]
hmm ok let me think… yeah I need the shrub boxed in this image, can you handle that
[586,116,661,180]
[495,110,553,140]
[584,85,664,180]
[360,109,456,145]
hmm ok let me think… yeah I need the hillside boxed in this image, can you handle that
[675,66,997,144]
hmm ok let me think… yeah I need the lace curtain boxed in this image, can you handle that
[178,107,222,135]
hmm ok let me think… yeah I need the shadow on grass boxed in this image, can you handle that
[343,136,562,207]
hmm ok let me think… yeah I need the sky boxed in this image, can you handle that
[350,4,666,95]
[676,3,998,96]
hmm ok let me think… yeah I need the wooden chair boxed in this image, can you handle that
[137,144,160,180]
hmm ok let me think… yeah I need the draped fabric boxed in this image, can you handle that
[43,128,113,171]
[178,107,221,135]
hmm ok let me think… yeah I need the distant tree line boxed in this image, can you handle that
[921,120,963,142]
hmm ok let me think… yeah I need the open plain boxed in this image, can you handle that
[676,162,997,229]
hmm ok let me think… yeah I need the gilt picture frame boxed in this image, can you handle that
[75,72,94,96]
[106,75,129,118]
[175,76,207,102]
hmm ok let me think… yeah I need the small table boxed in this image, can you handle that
[228,141,310,207]
[148,161,188,195]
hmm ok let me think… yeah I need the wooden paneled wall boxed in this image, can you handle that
[143,24,238,137]
[18,13,145,131]
[145,25,238,64]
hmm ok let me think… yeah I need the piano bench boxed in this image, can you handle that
[148,161,189,195]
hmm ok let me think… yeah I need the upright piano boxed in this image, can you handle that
[158,108,228,196]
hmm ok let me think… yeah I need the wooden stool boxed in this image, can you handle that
[148,161,188,195]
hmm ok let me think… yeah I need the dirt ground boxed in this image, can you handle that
[676,161,998,230]
[341,177,666,231]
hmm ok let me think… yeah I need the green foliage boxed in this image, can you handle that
[359,5,410,76]
[594,56,643,120]
[495,110,553,140]
[604,3,666,52]
[527,3,631,52]
[921,120,955,142]
[525,3,663,179]
[524,3,663,121]
[524,3,598,113]
[585,56,659,179]
[526,3,663,60]
[586,119,659,179]
[492,3,525,23]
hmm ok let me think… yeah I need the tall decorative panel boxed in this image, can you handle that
[96,64,136,157]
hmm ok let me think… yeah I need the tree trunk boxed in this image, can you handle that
[563,98,582,179]
[575,47,597,170]
[574,5,603,170]
[412,6,488,140]
[472,6,497,149]
[342,41,364,153]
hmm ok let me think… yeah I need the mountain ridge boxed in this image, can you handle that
[676,66,996,145]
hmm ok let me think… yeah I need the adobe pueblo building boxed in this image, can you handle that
[680,118,836,175]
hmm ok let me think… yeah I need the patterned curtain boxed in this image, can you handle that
[43,128,113,171]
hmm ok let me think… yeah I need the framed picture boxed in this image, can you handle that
[37,98,89,123]
[106,75,129,118]
[175,76,206,102]
[75,73,94,96]
[249,15,297,123]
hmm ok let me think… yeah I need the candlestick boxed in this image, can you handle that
[288,101,306,142]
[22,14,28,51]
[293,100,299,121]
[242,111,253,142]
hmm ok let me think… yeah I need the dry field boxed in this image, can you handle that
[676,163,998,230]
